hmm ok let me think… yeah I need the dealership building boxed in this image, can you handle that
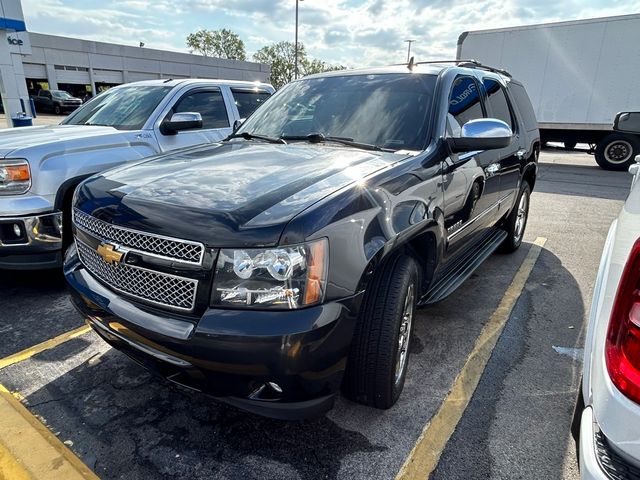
[23,33,271,98]
[0,0,270,126]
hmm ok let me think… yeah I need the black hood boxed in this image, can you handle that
[75,141,404,247]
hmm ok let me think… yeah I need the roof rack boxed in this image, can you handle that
[395,59,512,78]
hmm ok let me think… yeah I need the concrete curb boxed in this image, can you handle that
[0,384,99,480]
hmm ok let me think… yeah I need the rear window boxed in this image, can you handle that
[508,82,538,132]
[231,89,271,118]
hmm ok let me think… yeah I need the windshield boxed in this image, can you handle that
[237,73,437,151]
[62,86,172,130]
[52,90,73,99]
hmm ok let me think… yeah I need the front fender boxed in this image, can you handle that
[353,216,445,297]
[289,177,444,300]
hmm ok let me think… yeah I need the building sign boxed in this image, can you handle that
[5,30,29,53]
[1,1,30,53]
[7,35,22,45]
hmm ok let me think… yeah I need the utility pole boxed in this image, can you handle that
[295,0,304,79]
[405,39,415,63]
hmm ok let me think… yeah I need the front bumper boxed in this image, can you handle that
[580,406,640,479]
[0,211,63,269]
[64,248,362,420]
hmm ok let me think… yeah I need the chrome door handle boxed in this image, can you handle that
[516,149,527,160]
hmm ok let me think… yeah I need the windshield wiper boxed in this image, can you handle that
[280,132,395,152]
[225,131,287,144]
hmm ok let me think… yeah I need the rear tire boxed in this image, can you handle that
[564,141,577,150]
[54,104,61,115]
[595,133,640,171]
[342,255,418,409]
[499,183,531,253]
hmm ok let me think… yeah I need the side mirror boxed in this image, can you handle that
[233,118,245,132]
[161,112,203,135]
[447,118,513,153]
[614,112,640,134]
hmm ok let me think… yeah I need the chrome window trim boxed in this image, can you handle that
[73,208,205,266]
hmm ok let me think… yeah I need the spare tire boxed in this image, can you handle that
[595,133,640,171]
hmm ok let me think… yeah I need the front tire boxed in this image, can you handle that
[499,183,531,253]
[595,133,640,171]
[343,255,418,409]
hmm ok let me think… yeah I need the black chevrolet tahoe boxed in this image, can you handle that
[64,61,540,419]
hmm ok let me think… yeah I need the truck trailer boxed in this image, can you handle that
[457,14,640,170]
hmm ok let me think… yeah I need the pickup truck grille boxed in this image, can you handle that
[76,239,198,311]
[73,209,203,264]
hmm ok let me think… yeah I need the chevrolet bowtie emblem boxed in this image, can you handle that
[96,243,124,264]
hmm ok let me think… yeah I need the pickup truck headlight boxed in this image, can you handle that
[0,159,31,195]
[212,239,328,309]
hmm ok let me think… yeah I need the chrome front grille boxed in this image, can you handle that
[73,209,204,264]
[76,239,198,311]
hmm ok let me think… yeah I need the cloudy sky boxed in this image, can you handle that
[21,0,640,67]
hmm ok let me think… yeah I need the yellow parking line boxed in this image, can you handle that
[0,325,91,371]
[396,237,547,480]
[0,384,99,480]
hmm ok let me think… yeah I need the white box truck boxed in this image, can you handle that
[457,14,640,170]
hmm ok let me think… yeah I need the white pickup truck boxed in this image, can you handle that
[0,78,274,270]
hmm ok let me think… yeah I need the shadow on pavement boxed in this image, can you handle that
[535,162,632,201]
[2,242,583,480]
[23,346,386,480]
[0,268,83,358]
[0,267,64,289]
[432,247,584,479]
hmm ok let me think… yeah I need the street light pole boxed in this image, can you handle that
[294,0,303,79]
[405,39,415,63]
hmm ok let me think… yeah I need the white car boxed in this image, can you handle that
[576,133,640,478]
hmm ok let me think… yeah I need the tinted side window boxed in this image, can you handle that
[231,89,271,118]
[508,82,538,132]
[174,90,229,129]
[448,76,484,137]
[483,78,514,130]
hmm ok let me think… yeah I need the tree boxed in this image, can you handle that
[253,41,299,89]
[186,29,246,61]
[302,58,347,76]
[253,41,346,89]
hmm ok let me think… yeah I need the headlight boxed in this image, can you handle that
[0,159,31,195]
[212,238,328,309]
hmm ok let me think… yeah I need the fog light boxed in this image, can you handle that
[12,224,20,237]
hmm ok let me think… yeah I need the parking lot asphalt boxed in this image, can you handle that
[0,148,632,479]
